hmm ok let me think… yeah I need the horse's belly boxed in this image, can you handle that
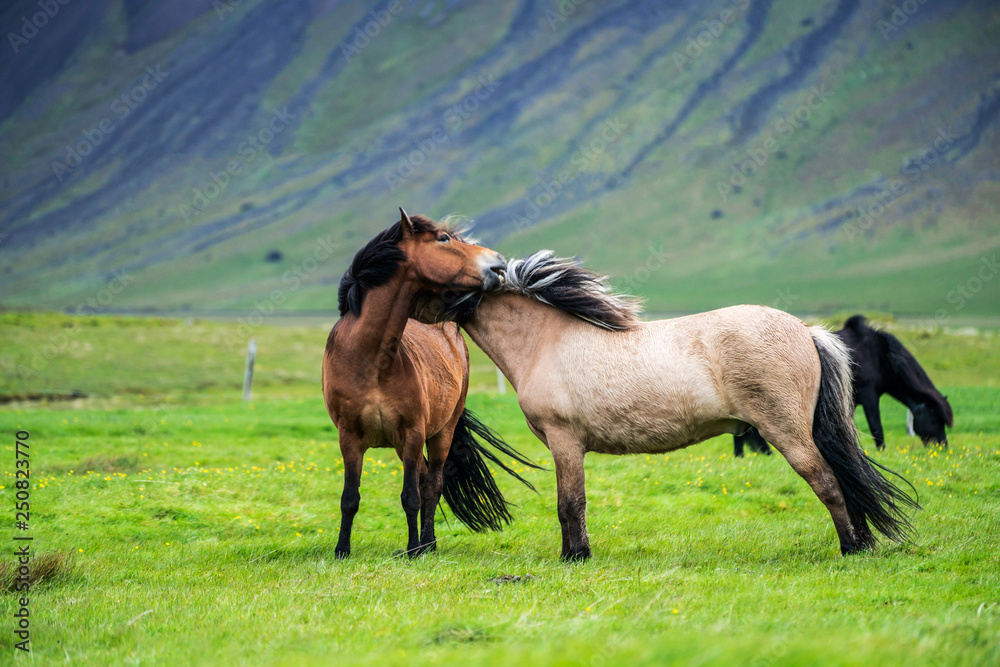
[562,368,734,454]
[585,416,744,454]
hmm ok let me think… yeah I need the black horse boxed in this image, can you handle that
[734,315,953,455]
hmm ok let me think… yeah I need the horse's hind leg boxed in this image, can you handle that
[762,426,863,555]
[335,431,364,559]
[416,430,451,554]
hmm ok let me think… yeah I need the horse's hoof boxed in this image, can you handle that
[840,543,872,556]
[560,548,591,562]
[335,549,350,559]
[393,548,425,559]
[404,544,436,558]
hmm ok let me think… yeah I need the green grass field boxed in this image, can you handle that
[0,313,998,665]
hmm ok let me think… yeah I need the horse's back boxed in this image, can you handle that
[669,305,818,376]
[584,304,817,393]
[640,305,821,419]
[523,305,821,453]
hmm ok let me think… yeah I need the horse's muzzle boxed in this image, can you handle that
[481,254,507,291]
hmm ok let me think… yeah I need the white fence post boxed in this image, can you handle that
[243,338,256,402]
[496,366,506,394]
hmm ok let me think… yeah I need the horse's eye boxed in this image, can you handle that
[438,234,451,243]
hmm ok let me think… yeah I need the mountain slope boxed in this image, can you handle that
[1,0,998,317]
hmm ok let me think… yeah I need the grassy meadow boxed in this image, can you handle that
[0,312,998,665]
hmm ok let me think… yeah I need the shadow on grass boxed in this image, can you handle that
[0,551,79,592]
[47,455,144,475]
[427,624,496,645]
[229,541,336,564]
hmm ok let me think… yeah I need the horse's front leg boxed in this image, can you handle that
[399,428,427,557]
[857,386,885,449]
[548,430,591,561]
[335,431,364,559]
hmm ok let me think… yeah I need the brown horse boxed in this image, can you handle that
[417,250,919,560]
[322,210,539,557]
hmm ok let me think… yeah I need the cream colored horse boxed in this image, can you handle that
[416,251,918,560]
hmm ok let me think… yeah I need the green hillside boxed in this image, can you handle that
[1,0,998,316]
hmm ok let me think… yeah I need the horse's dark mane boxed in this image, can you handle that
[337,215,438,316]
[882,331,954,427]
[438,251,641,330]
[845,316,954,427]
[843,314,868,330]
[501,251,642,330]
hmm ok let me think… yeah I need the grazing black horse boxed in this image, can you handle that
[733,426,773,457]
[734,315,953,455]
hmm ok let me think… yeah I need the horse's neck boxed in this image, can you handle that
[879,357,929,409]
[464,294,564,392]
[885,381,931,411]
[344,273,419,378]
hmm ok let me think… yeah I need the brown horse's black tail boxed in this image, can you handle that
[810,327,920,550]
[441,409,541,533]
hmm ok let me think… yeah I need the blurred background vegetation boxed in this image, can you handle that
[1,0,998,318]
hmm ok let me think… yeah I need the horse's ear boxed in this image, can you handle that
[399,208,414,237]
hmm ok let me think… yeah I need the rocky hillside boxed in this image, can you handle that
[1,0,998,316]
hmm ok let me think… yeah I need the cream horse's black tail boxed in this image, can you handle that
[810,327,920,549]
